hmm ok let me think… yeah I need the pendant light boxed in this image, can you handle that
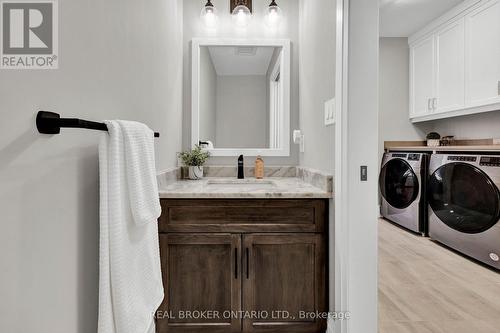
[232,0,252,28]
[264,0,282,29]
[200,0,218,29]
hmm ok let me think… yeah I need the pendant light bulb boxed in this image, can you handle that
[201,0,218,29]
[232,2,252,28]
[265,0,282,29]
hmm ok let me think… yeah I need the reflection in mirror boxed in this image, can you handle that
[198,45,283,149]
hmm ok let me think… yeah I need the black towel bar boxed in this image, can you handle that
[36,111,160,138]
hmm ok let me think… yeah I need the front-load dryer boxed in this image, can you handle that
[428,153,500,269]
[379,152,429,235]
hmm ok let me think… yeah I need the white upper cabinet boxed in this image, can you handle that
[410,36,435,117]
[465,0,500,107]
[435,18,465,113]
[409,0,500,122]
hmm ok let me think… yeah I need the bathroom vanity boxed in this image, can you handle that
[156,172,332,333]
[155,36,332,332]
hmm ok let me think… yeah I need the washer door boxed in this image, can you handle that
[379,159,419,209]
[428,162,500,234]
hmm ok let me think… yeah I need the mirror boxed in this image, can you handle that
[192,39,290,156]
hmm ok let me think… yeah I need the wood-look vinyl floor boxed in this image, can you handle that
[378,218,500,333]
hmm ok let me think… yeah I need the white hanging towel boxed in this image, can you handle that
[98,120,164,333]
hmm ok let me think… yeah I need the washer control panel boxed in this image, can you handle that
[407,154,420,161]
[480,157,500,167]
[392,153,407,158]
[448,156,477,162]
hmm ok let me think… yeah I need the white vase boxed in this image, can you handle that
[427,139,440,147]
[188,166,204,180]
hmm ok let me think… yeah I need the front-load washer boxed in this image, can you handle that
[428,153,500,269]
[379,152,429,235]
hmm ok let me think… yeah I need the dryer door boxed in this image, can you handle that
[379,159,419,209]
[428,162,500,234]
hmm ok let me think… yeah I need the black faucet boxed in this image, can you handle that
[237,155,244,179]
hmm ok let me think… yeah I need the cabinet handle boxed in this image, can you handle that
[234,248,238,279]
[497,81,500,96]
[427,98,432,111]
[433,98,437,110]
[246,248,249,279]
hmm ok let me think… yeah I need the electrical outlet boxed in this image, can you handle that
[293,130,302,144]
[324,98,335,126]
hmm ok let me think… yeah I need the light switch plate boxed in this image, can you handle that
[360,166,368,181]
[292,129,305,153]
[324,98,335,126]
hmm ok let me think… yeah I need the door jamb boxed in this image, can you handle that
[333,0,349,332]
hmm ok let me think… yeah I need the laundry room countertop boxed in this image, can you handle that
[386,145,500,152]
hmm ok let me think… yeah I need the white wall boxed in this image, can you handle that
[199,47,217,145]
[0,0,183,332]
[297,2,337,324]
[429,111,500,139]
[215,75,268,148]
[182,0,300,165]
[298,0,336,173]
[378,37,431,159]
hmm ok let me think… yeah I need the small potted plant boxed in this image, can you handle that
[178,145,210,180]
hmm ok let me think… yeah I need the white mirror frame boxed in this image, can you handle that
[191,38,291,157]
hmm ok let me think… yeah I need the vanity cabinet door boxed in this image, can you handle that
[157,234,241,333]
[242,234,326,333]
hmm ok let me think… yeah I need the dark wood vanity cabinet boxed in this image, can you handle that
[157,233,241,333]
[156,199,328,333]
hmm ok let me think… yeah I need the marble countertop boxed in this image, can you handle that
[158,177,333,199]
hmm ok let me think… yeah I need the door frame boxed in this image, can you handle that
[333,0,349,331]
[333,0,379,332]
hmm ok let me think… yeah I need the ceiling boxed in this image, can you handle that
[380,0,465,37]
[207,46,277,76]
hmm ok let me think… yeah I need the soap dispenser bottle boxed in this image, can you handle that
[255,156,264,179]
